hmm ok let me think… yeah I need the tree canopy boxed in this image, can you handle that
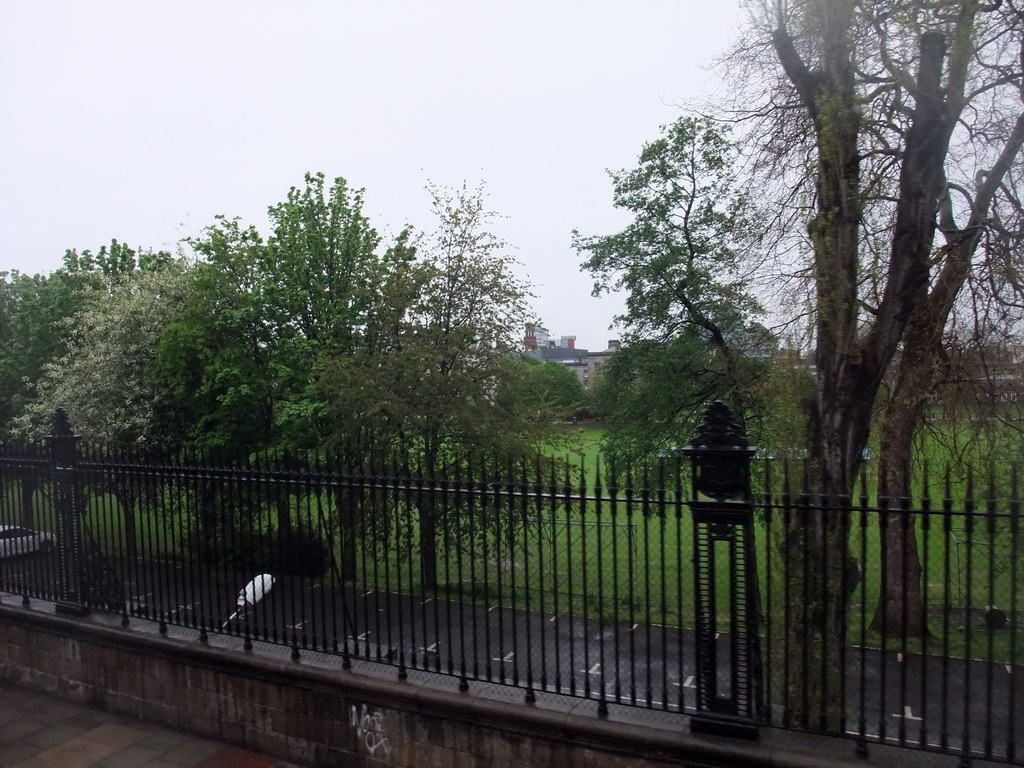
[2,175,565,470]
[575,116,772,458]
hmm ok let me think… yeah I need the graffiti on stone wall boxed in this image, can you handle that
[349,703,391,758]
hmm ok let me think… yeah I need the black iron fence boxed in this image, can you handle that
[0,406,1020,764]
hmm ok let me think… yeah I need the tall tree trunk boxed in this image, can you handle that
[772,2,867,727]
[869,108,1024,636]
[871,323,938,638]
[20,474,35,529]
[338,495,358,582]
[763,0,1024,732]
[419,442,440,593]
[771,18,959,727]
[114,482,138,561]
[276,487,292,537]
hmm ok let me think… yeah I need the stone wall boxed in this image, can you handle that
[0,604,919,768]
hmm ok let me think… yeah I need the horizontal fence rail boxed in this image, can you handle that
[0,408,1020,765]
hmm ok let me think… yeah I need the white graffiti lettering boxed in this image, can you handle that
[349,704,391,758]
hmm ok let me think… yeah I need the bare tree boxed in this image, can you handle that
[725,0,1024,723]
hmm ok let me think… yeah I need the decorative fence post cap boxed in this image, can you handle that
[52,408,78,438]
[48,408,81,469]
[686,401,751,451]
[681,401,756,501]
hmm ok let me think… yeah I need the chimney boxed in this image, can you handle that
[608,340,621,350]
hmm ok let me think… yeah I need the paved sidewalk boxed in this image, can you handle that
[0,685,303,768]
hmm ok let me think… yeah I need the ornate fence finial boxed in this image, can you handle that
[683,401,755,502]
[52,407,77,438]
[692,400,748,450]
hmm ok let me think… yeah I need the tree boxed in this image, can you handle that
[13,261,190,557]
[0,268,94,528]
[526,360,586,412]
[324,183,538,460]
[728,0,1024,722]
[164,173,388,454]
[158,217,278,452]
[0,271,77,432]
[0,241,173,435]
[317,184,551,590]
[575,116,767,458]
[264,172,387,448]
[160,173,392,555]
[590,334,734,459]
[755,0,1024,489]
[14,257,186,445]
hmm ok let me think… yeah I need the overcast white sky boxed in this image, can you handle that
[1,1,744,351]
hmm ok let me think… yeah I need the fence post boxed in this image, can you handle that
[50,408,89,617]
[682,401,761,740]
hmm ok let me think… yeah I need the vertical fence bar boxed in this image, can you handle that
[1008,465,1020,763]
[151,448,171,635]
[919,464,932,753]
[367,453,382,663]
[836,483,850,740]
[481,454,494,684]
[595,459,608,717]
[453,459,468,690]
[548,460,565,700]
[656,459,668,710]
[855,468,869,757]
[985,467,997,760]
[961,470,975,766]
[569,458,581,698]
[674,459,686,715]
[761,458,773,727]
[798,461,811,730]
[533,456,547,695]
[431,462,444,675]
[608,458,621,705]
[940,468,953,752]
[464,454,477,690]
[520,458,534,702]
[641,462,653,707]
[625,462,637,706]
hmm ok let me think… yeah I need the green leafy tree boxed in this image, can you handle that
[15,262,189,446]
[13,261,190,556]
[525,360,585,412]
[163,173,388,454]
[575,116,766,459]
[320,184,537,458]
[0,241,174,434]
[160,174,388,551]
[0,268,93,528]
[161,217,281,452]
[265,172,381,356]
[590,334,768,462]
[0,271,77,431]
[318,184,554,589]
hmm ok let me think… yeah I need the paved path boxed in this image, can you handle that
[0,685,302,768]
